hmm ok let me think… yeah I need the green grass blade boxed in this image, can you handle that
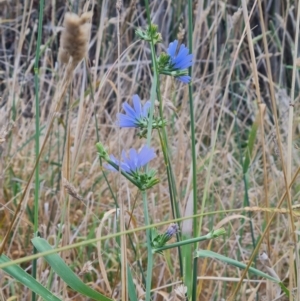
[243,115,259,174]
[182,238,193,299]
[195,250,289,297]
[241,114,259,250]
[0,254,61,301]
[32,237,113,301]
[127,264,138,301]
[32,1,45,299]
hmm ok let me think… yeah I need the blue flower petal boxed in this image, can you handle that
[137,146,156,166]
[167,40,178,58]
[142,101,151,117]
[120,161,131,173]
[106,146,156,174]
[123,102,137,119]
[121,150,131,172]
[174,45,189,63]
[117,113,134,127]
[117,95,150,128]
[177,75,191,83]
[167,40,193,82]
[175,54,193,69]
[121,150,127,162]
[105,155,120,171]
[127,148,139,171]
[132,95,142,117]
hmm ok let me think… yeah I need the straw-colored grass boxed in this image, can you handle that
[0,1,299,300]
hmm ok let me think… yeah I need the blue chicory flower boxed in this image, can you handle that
[151,223,180,253]
[117,95,151,128]
[167,40,193,69]
[165,223,179,239]
[105,145,156,174]
[167,40,193,83]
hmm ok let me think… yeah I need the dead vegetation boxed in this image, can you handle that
[0,1,299,300]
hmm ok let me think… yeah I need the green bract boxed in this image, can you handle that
[135,24,162,44]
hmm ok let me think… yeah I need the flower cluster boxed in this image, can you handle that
[96,96,161,190]
[158,40,193,83]
[117,95,166,137]
[96,143,159,191]
[96,25,194,190]
[136,23,193,83]
[167,40,193,83]
[136,24,193,84]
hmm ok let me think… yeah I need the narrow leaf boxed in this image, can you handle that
[127,264,138,301]
[182,235,193,299]
[195,250,289,297]
[0,254,61,301]
[32,237,113,301]
[243,112,259,174]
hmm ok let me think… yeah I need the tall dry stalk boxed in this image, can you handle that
[0,10,93,254]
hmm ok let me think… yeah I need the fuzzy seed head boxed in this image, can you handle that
[58,11,93,65]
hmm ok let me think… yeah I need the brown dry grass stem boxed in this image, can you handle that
[228,1,299,299]
[258,104,270,255]
[229,164,300,301]
[0,10,93,254]
[287,1,300,297]
[244,206,300,217]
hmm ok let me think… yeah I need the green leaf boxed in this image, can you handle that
[32,237,113,301]
[195,250,289,297]
[243,114,259,174]
[0,254,61,301]
[127,264,138,301]
[182,234,193,300]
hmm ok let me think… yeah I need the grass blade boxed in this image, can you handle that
[32,237,113,301]
[0,254,61,301]
[243,112,259,174]
[195,250,289,297]
[127,264,138,301]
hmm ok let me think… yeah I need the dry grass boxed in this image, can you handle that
[0,1,299,300]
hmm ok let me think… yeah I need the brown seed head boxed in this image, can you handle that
[58,11,93,65]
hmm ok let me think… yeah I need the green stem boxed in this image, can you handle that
[143,2,160,300]
[153,228,226,253]
[156,89,180,221]
[32,1,44,301]
[187,0,197,243]
[180,3,197,299]
[142,191,153,301]
[192,257,198,301]
[147,16,184,281]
